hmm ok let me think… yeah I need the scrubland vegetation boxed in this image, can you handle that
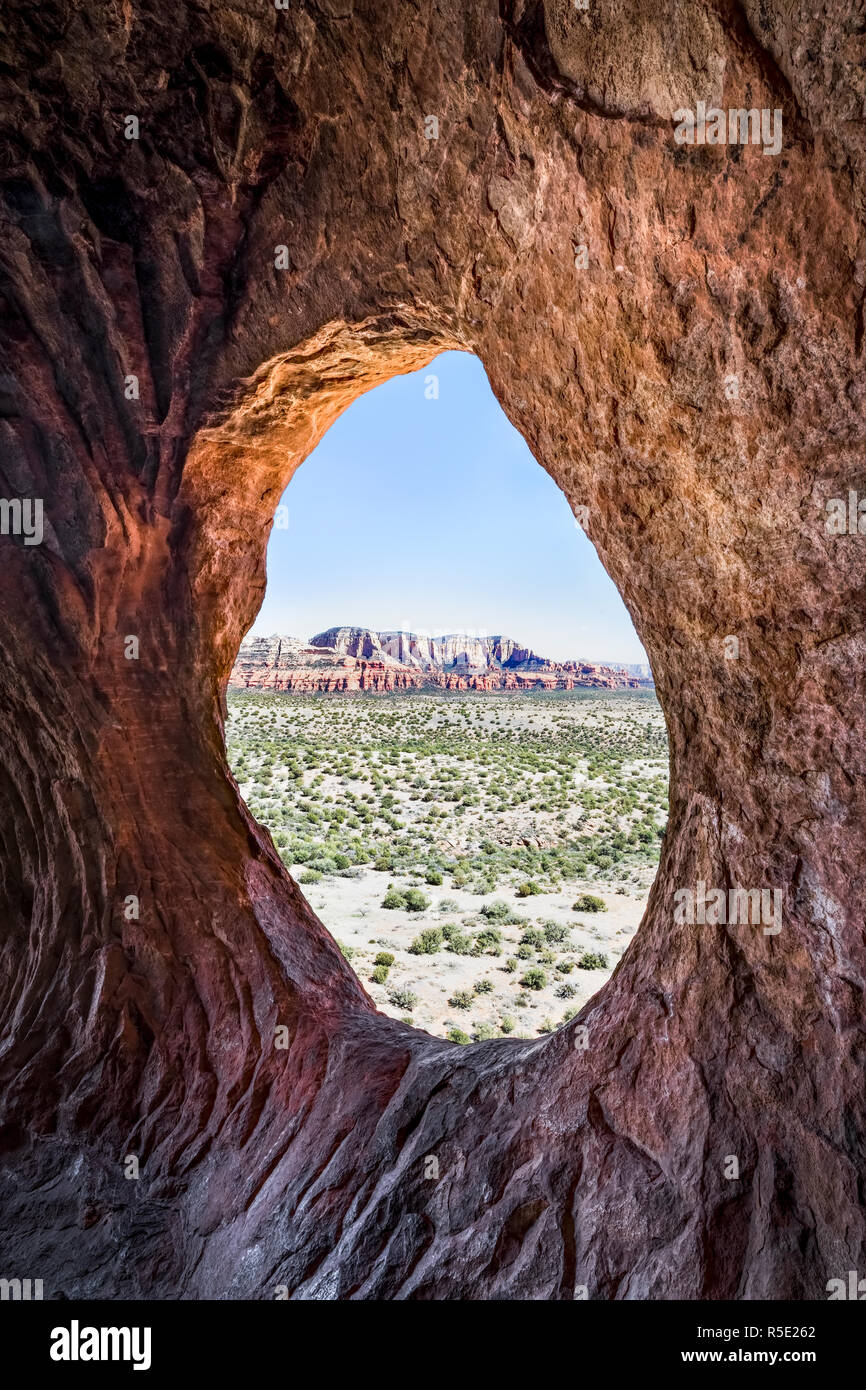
[226,689,668,1039]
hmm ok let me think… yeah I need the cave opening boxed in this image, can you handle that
[223,351,667,1042]
[1,0,861,1307]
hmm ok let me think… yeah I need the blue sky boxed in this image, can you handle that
[253,351,647,665]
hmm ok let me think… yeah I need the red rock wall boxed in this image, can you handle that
[0,0,864,1299]
[229,655,648,692]
[229,631,651,691]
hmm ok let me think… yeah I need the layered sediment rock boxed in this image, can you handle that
[0,0,865,1303]
[229,630,651,691]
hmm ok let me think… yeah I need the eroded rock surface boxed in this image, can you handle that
[0,0,865,1299]
[230,629,649,690]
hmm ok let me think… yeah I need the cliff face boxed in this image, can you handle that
[376,630,547,671]
[1,0,865,1302]
[308,626,391,662]
[230,632,419,691]
[230,629,651,691]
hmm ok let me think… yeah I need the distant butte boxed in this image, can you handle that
[229,628,654,692]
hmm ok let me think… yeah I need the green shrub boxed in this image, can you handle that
[443,926,473,954]
[520,927,544,947]
[425,868,443,885]
[480,899,520,924]
[449,990,474,1011]
[516,880,543,897]
[504,957,518,973]
[312,854,343,874]
[409,927,444,955]
[474,927,502,953]
[499,1015,516,1034]
[516,944,534,960]
[556,982,577,999]
[437,898,459,913]
[578,951,609,970]
[382,888,406,909]
[403,887,431,913]
[474,978,494,994]
[573,893,607,913]
[472,1022,498,1042]
[389,986,417,1010]
[374,951,395,967]
[447,1027,471,1044]
[542,921,572,946]
[299,870,321,884]
[370,964,390,984]
[521,967,547,991]
[336,940,354,961]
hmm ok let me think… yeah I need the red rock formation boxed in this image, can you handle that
[0,0,865,1302]
[229,631,651,692]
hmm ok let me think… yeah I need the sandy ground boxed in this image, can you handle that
[296,868,646,1038]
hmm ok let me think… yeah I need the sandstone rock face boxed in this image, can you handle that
[229,632,412,691]
[379,630,549,671]
[309,626,391,662]
[231,629,650,691]
[230,633,308,682]
[1,0,865,1301]
[308,626,554,671]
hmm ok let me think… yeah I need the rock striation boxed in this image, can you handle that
[0,0,865,1304]
[229,629,652,691]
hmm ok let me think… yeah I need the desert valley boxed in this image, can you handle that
[227,630,666,1040]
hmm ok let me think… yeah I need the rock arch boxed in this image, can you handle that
[0,0,864,1298]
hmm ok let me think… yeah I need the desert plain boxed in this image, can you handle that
[226,688,668,1040]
